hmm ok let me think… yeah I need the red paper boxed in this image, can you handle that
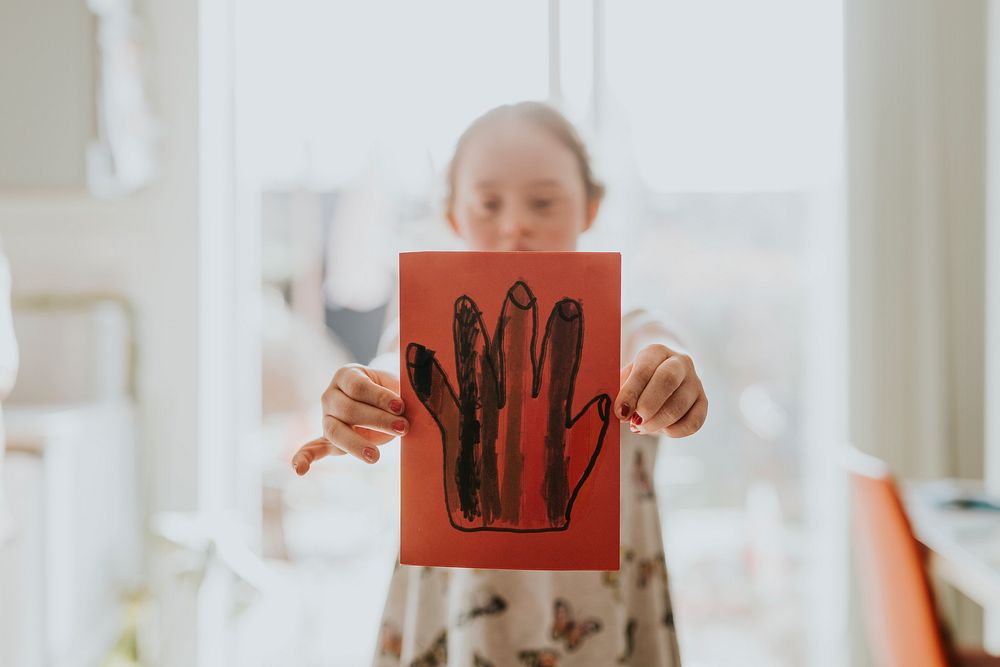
[399,252,621,570]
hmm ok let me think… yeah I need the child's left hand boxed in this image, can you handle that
[614,344,708,438]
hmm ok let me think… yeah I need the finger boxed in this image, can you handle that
[538,298,583,526]
[663,392,708,438]
[619,363,633,386]
[494,281,537,407]
[642,379,700,433]
[406,343,463,520]
[333,365,405,416]
[494,281,536,524]
[567,394,612,505]
[366,366,401,395]
[454,293,500,408]
[352,425,398,446]
[327,388,409,436]
[537,298,582,415]
[615,363,634,420]
[291,436,345,476]
[453,295,499,523]
[323,414,381,464]
[634,357,687,427]
[406,343,460,424]
[616,346,671,424]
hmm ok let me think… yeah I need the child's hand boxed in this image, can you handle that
[291,364,407,474]
[614,345,708,438]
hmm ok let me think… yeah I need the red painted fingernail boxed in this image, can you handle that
[392,420,407,434]
[389,399,404,414]
[620,404,631,419]
[631,413,643,426]
[363,447,378,463]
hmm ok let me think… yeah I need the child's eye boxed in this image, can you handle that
[479,199,500,213]
[531,198,553,211]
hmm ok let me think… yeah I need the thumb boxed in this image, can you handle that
[405,343,459,426]
[567,394,612,497]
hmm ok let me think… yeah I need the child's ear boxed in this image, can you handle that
[583,195,602,232]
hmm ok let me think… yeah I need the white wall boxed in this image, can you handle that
[0,0,95,188]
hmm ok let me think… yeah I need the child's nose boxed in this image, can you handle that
[499,209,532,238]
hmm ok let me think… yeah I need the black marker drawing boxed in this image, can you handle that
[406,280,612,533]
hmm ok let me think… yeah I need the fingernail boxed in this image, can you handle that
[557,299,581,321]
[363,447,379,463]
[392,420,407,434]
[631,413,643,426]
[509,281,534,308]
[620,404,631,419]
[292,460,305,475]
[389,399,404,414]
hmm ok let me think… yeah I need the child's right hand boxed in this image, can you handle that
[291,364,408,474]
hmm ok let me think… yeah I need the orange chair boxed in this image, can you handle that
[848,448,1000,667]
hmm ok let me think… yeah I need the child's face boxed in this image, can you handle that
[448,119,599,251]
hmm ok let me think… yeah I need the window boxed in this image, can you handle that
[236,2,845,663]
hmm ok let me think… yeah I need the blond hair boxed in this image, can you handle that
[445,101,605,216]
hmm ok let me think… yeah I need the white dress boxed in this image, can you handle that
[369,310,682,667]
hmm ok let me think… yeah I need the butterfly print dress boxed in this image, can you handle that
[371,310,682,667]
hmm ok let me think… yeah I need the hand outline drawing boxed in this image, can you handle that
[406,280,612,532]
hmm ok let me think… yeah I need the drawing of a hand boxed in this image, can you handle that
[406,280,612,532]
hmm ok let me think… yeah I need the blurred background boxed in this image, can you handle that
[0,0,996,665]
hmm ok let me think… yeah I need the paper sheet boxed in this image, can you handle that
[399,251,621,570]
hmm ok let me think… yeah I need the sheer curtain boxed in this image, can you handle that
[0,239,16,543]
[845,0,990,656]
[845,0,987,486]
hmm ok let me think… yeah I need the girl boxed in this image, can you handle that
[292,102,708,666]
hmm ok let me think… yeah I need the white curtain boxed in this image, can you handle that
[845,0,991,660]
[0,238,16,543]
[846,0,988,480]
